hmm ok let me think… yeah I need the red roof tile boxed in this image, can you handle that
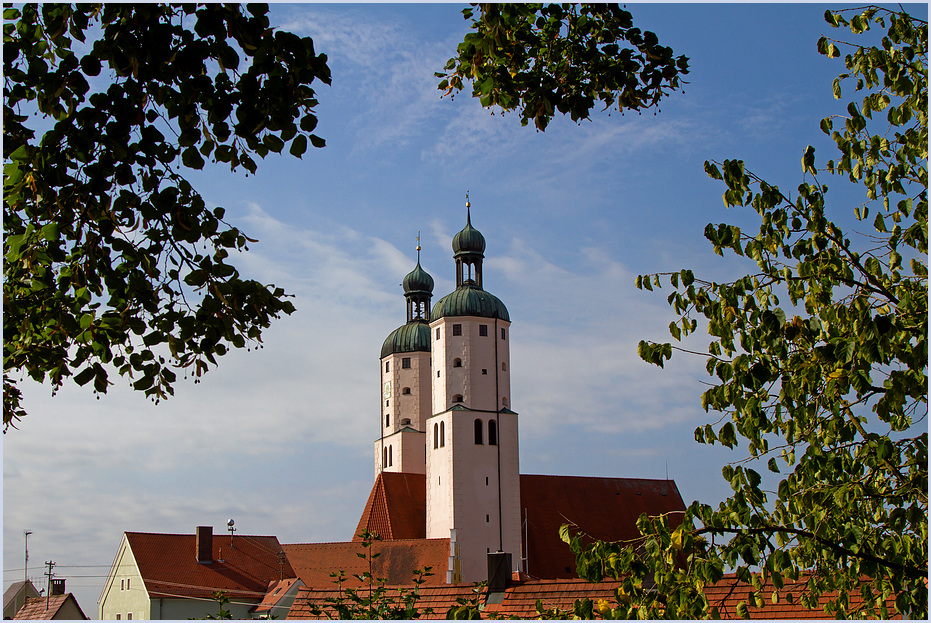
[349,472,686,581]
[287,584,478,620]
[282,539,451,589]
[126,531,294,602]
[703,572,903,619]
[288,574,905,620]
[13,594,88,620]
[353,472,427,541]
[519,474,686,579]
[253,578,301,614]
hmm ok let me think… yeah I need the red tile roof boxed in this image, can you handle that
[703,573,903,619]
[288,573,905,620]
[125,531,294,603]
[282,539,451,589]
[287,584,478,619]
[253,578,301,614]
[519,475,686,579]
[349,472,686,581]
[13,594,88,620]
[353,472,427,541]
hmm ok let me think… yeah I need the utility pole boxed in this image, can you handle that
[24,530,32,583]
[44,561,56,611]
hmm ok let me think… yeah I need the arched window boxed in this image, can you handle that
[388,445,393,466]
[488,420,498,446]
[453,394,463,403]
[383,447,388,467]
[453,358,462,368]
[502,362,507,371]
[474,419,483,444]
[440,421,446,447]
[502,397,509,408]
[433,423,438,449]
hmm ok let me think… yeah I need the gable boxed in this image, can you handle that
[354,472,427,541]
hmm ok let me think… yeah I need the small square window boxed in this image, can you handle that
[479,325,488,336]
[385,361,390,372]
[482,369,487,375]
[402,387,411,395]
[501,328,506,340]
[453,324,462,336]
[437,371,441,378]
[402,357,411,369]
[436,328,441,339]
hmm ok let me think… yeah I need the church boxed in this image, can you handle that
[284,200,687,588]
[97,202,876,619]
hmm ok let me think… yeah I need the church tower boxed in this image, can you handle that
[376,240,434,475]
[425,199,521,583]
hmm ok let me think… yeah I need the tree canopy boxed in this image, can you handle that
[568,6,927,619]
[3,4,330,430]
[438,3,689,130]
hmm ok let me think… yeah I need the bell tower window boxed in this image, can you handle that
[474,419,483,444]
[489,420,498,446]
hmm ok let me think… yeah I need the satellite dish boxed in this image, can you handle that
[227,519,235,527]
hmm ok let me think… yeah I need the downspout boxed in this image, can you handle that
[494,316,503,553]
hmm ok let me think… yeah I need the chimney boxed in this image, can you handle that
[50,579,65,596]
[486,552,512,593]
[196,526,213,564]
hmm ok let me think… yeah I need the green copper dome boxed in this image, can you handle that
[452,210,485,257]
[402,261,434,295]
[381,321,431,358]
[430,284,509,322]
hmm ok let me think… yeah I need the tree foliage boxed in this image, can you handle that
[438,3,689,130]
[570,6,927,619]
[3,4,330,429]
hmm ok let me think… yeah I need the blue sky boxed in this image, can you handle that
[4,2,925,616]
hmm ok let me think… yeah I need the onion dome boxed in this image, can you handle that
[402,260,434,296]
[430,284,509,322]
[452,207,485,258]
[381,321,431,358]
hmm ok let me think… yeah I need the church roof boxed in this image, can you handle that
[354,471,427,540]
[282,539,451,589]
[402,260,434,296]
[380,321,431,358]
[519,474,686,579]
[348,472,685,581]
[430,285,509,322]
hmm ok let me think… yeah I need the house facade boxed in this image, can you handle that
[99,527,294,619]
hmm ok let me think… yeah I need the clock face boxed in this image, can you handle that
[383,381,391,399]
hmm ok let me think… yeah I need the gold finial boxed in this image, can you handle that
[416,231,421,260]
[465,190,470,209]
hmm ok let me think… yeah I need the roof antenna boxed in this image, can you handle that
[227,518,236,548]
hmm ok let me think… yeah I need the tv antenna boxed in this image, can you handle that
[24,530,32,583]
